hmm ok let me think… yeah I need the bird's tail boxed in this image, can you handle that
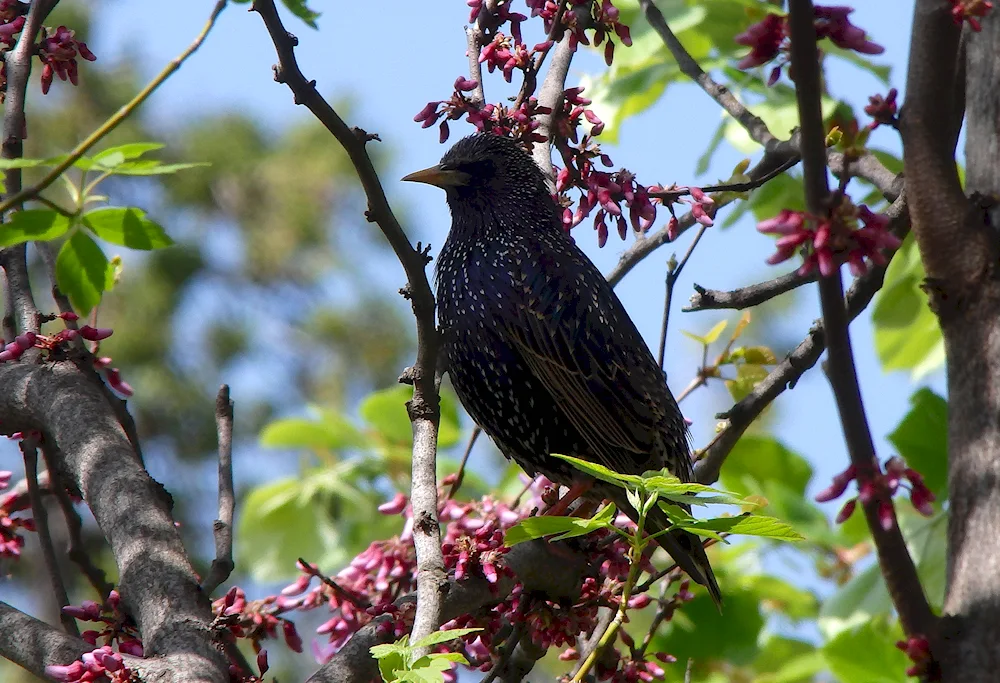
[611,492,722,609]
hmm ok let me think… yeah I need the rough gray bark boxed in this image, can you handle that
[936,10,1000,680]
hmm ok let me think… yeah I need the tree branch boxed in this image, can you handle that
[0,0,227,217]
[306,540,589,683]
[0,362,229,682]
[531,36,574,185]
[899,0,974,288]
[21,440,77,636]
[686,270,815,312]
[201,385,235,596]
[788,0,936,641]
[695,192,909,484]
[0,602,91,680]
[639,0,777,147]
[250,0,445,650]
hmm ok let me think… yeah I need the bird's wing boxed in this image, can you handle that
[501,257,691,480]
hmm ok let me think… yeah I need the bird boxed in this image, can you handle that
[403,132,721,606]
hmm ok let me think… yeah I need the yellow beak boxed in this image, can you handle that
[401,165,470,188]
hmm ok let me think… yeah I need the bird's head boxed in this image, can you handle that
[403,134,553,211]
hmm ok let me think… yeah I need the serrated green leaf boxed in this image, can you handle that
[0,210,72,247]
[56,231,108,314]
[553,454,644,488]
[82,207,173,250]
[371,639,408,683]
[888,388,948,498]
[411,628,483,649]
[504,503,616,546]
[259,413,365,451]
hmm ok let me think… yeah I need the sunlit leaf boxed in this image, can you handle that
[889,388,948,498]
[0,209,72,247]
[56,231,108,314]
[83,207,174,250]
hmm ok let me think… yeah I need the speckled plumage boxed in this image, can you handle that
[422,133,720,604]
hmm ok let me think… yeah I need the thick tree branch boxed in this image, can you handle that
[788,0,936,641]
[250,0,445,650]
[900,0,974,287]
[0,362,229,682]
[0,602,91,680]
[202,385,235,596]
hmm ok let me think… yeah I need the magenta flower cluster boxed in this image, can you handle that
[45,646,132,683]
[38,25,97,94]
[0,312,133,397]
[735,5,883,85]
[0,469,33,558]
[416,0,672,248]
[949,0,993,31]
[816,457,936,531]
[757,203,899,278]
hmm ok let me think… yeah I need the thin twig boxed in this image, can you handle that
[202,385,236,596]
[21,440,77,636]
[448,425,482,500]
[0,0,228,216]
[686,270,815,312]
[639,0,775,147]
[658,224,708,368]
[787,0,935,640]
[297,558,370,610]
[465,0,499,108]
[531,36,574,185]
[44,460,114,600]
[251,0,445,652]
[693,192,908,484]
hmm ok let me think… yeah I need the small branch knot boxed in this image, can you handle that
[353,127,381,144]
[399,366,416,385]
[399,284,413,300]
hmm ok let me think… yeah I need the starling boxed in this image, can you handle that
[404,133,721,605]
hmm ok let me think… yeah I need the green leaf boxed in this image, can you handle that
[0,210,72,247]
[82,207,174,250]
[821,619,909,683]
[728,345,778,365]
[259,411,365,451]
[370,638,408,683]
[721,435,812,497]
[744,575,818,620]
[725,362,770,402]
[702,319,728,344]
[0,157,52,170]
[888,388,948,498]
[504,503,616,546]
[361,385,416,445]
[56,232,109,314]
[872,233,944,378]
[93,142,165,164]
[677,513,804,541]
[411,628,483,649]
[110,160,211,176]
[437,390,462,449]
[655,585,765,665]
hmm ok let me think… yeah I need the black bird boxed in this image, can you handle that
[404,133,721,606]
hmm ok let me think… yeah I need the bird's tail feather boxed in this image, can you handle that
[611,493,722,610]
